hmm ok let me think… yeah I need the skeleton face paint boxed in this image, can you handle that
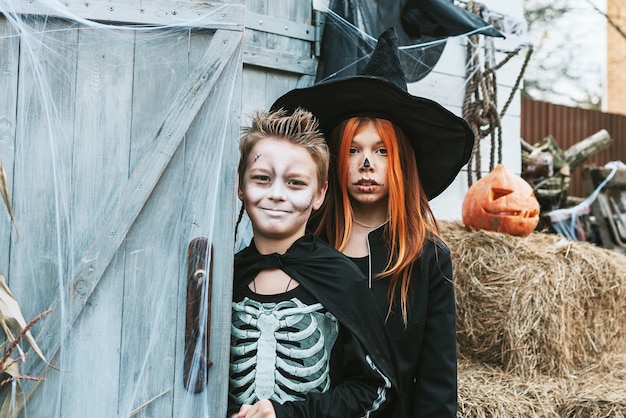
[347,120,389,210]
[239,137,327,251]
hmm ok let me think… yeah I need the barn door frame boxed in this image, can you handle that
[3,2,245,415]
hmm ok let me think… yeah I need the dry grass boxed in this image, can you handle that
[458,354,626,418]
[441,221,626,378]
[458,357,564,418]
[560,376,626,417]
[558,352,626,417]
[0,273,50,417]
[443,221,626,416]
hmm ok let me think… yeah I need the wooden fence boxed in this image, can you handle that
[521,97,626,198]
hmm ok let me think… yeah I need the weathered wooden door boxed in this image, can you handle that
[0,1,243,417]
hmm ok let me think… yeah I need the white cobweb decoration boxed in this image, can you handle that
[0,1,238,417]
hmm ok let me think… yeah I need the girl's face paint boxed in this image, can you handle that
[239,137,327,247]
[346,121,389,210]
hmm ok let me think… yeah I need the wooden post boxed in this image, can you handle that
[564,129,613,168]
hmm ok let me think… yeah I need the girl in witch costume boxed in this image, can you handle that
[271,28,475,418]
[228,108,397,418]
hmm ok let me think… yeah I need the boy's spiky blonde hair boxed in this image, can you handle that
[238,108,329,189]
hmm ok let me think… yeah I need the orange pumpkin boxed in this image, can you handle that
[462,164,540,237]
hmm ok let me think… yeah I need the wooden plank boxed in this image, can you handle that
[242,0,270,117]
[7,19,79,413]
[243,0,315,75]
[266,0,311,66]
[266,69,299,109]
[54,27,135,418]
[564,129,613,168]
[3,0,244,30]
[116,29,192,417]
[245,11,315,41]
[0,15,18,275]
[198,80,240,418]
[241,65,270,119]
[243,44,317,75]
[171,31,241,418]
[22,28,242,399]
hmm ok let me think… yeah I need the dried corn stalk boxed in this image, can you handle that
[0,154,18,237]
[0,274,47,366]
[0,273,50,417]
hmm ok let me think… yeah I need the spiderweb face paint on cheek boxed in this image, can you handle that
[252,153,261,164]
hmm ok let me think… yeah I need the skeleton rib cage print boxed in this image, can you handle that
[230,295,339,405]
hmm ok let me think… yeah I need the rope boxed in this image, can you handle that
[462,1,534,187]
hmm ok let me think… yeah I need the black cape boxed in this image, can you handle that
[234,232,399,405]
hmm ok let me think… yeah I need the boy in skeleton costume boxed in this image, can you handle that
[229,108,397,418]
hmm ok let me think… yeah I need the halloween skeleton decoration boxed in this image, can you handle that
[462,164,540,237]
[230,297,339,405]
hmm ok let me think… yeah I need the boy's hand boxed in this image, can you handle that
[238,399,276,418]
[236,404,251,417]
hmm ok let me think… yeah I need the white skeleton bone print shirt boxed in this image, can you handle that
[230,286,339,405]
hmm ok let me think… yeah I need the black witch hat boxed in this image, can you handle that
[271,27,475,200]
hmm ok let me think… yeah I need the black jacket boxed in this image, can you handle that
[229,232,398,418]
[349,226,457,418]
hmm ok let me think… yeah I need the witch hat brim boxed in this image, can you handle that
[271,28,474,200]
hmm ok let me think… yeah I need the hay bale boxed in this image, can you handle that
[458,357,564,418]
[558,353,626,417]
[459,353,626,418]
[441,221,626,377]
[559,379,626,418]
[560,376,626,417]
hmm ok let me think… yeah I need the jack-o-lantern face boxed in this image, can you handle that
[462,164,540,237]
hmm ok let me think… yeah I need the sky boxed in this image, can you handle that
[523,0,607,107]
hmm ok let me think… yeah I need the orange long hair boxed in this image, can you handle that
[313,117,441,325]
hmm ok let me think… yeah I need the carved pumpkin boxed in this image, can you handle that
[462,164,540,237]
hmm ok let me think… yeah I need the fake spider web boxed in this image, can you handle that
[0,1,526,417]
[0,2,238,417]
